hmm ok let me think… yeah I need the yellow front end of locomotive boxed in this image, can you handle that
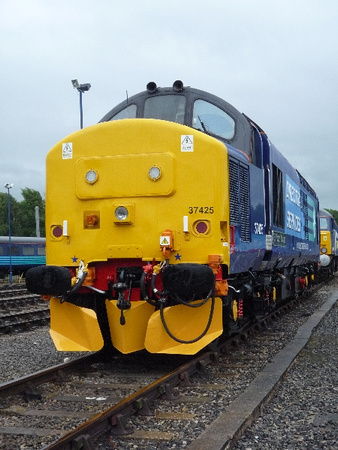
[45,119,230,354]
[320,230,331,255]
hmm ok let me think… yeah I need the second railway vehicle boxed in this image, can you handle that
[319,209,338,274]
[0,236,45,278]
[26,80,319,355]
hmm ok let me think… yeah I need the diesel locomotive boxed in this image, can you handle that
[319,209,338,274]
[26,80,319,355]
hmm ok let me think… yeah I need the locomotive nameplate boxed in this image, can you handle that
[272,230,286,247]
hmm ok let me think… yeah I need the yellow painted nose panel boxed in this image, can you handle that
[105,300,155,354]
[145,297,223,354]
[49,297,104,351]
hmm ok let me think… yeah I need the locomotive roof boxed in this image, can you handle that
[319,209,333,217]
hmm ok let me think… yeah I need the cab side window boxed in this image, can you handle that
[110,104,137,121]
[250,126,263,168]
[320,218,328,230]
[272,164,284,228]
[192,100,235,140]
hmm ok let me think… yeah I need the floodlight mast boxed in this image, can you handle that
[71,79,91,129]
[4,183,13,284]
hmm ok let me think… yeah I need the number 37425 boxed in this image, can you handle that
[188,207,214,214]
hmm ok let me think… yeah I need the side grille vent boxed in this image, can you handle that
[229,159,251,242]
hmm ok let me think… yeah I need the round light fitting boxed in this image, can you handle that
[85,170,98,184]
[115,206,129,221]
[148,166,161,181]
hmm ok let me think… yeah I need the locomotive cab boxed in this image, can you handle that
[101,80,253,157]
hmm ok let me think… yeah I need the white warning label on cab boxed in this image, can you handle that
[181,135,194,152]
[62,143,73,159]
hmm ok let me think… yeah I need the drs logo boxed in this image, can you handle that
[254,223,264,235]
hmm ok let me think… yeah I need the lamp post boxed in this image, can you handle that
[4,183,13,285]
[71,79,91,129]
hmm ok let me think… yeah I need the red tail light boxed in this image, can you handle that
[52,225,63,238]
[194,220,210,235]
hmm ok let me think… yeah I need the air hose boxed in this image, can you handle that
[159,288,216,344]
[63,261,88,301]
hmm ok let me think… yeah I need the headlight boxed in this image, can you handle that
[115,206,129,221]
[320,254,331,267]
[321,247,327,254]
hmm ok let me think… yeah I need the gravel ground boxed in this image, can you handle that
[0,279,337,450]
[234,296,338,449]
[0,327,86,384]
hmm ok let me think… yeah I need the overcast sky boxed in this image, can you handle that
[1,0,338,210]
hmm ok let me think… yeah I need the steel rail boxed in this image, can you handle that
[42,351,212,449]
[0,352,103,402]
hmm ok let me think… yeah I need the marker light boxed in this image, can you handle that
[194,220,210,235]
[321,247,327,254]
[63,220,68,236]
[85,170,98,184]
[51,225,63,238]
[84,212,100,229]
[183,216,189,232]
[115,206,129,221]
[148,166,161,181]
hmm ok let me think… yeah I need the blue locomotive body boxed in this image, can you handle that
[226,132,319,277]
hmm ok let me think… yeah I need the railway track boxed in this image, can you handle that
[0,280,334,449]
[0,284,49,334]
